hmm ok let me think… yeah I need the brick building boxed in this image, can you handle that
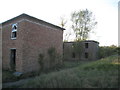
[2,14,65,73]
[63,40,99,61]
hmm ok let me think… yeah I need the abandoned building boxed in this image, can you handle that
[2,14,65,73]
[63,40,99,61]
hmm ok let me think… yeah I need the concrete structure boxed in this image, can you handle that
[63,40,99,61]
[2,14,65,73]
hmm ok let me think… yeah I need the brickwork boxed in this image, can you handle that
[2,14,64,73]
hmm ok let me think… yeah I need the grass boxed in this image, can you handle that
[20,55,119,88]
[61,60,91,69]
[2,59,89,83]
[2,70,41,83]
[2,70,19,83]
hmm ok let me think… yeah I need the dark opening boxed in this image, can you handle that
[14,26,17,29]
[85,52,88,58]
[12,31,17,38]
[85,43,88,48]
[72,52,75,58]
[10,49,16,71]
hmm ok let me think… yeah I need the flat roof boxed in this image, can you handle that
[64,40,99,44]
[2,13,65,30]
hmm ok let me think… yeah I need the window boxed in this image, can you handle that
[85,52,88,58]
[72,52,75,58]
[11,24,17,39]
[85,43,88,48]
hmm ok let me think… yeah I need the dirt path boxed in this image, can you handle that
[2,77,35,88]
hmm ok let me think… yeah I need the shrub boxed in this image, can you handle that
[98,45,118,59]
[48,47,56,65]
[116,47,120,55]
[47,47,62,69]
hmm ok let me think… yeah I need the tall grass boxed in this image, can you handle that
[21,55,120,88]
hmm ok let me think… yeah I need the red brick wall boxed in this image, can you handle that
[2,18,63,73]
[21,20,63,72]
[2,19,25,72]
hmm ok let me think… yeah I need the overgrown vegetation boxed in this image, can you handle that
[3,59,88,84]
[48,47,57,67]
[2,70,40,83]
[21,55,119,88]
[2,70,18,83]
[38,47,62,72]
[98,45,118,59]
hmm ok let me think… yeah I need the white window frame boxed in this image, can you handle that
[11,23,17,40]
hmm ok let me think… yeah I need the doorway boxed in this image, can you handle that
[10,49,16,71]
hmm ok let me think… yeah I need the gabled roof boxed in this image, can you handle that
[2,13,65,30]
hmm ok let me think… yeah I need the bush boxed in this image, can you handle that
[48,47,56,65]
[98,45,118,59]
[47,47,62,69]
[2,70,19,83]
[116,47,120,55]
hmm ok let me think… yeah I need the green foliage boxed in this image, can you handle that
[82,55,119,70]
[71,9,97,41]
[38,53,44,71]
[98,45,118,59]
[2,70,18,83]
[47,47,62,69]
[62,61,90,69]
[22,55,119,88]
[116,47,120,55]
[48,47,56,64]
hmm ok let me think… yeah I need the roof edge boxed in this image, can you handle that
[2,13,65,30]
[64,40,99,44]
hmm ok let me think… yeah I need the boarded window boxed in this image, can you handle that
[72,52,75,58]
[85,43,88,48]
[85,52,88,58]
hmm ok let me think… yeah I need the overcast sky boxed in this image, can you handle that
[0,0,119,46]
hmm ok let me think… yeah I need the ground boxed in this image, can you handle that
[2,55,120,88]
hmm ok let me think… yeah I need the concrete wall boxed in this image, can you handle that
[80,41,99,60]
[63,41,99,61]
